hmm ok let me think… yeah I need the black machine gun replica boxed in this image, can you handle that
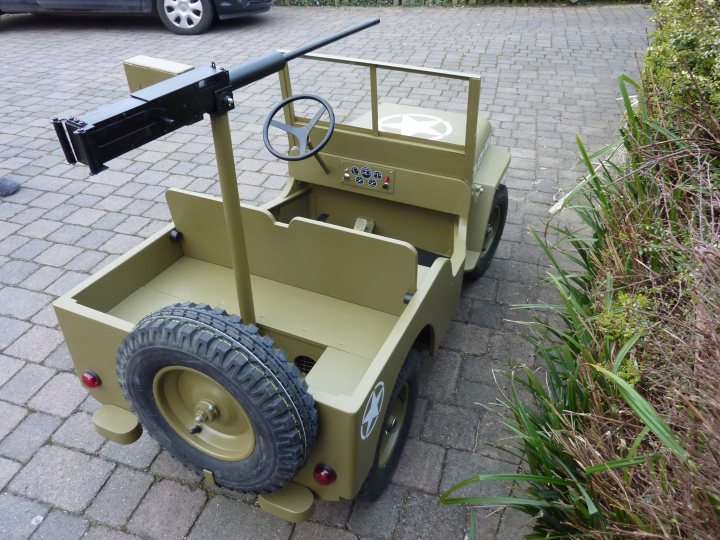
[53,18,379,175]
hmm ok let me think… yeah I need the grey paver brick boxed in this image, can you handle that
[188,497,293,540]
[86,466,154,528]
[469,302,507,329]
[0,287,51,319]
[44,343,75,371]
[418,349,461,403]
[45,271,88,296]
[29,192,70,209]
[52,412,105,453]
[455,379,504,410]
[474,410,518,462]
[0,317,31,352]
[0,364,55,405]
[472,507,504,540]
[440,449,516,498]
[440,322,490,354]
[47,224,92,244]
[33,244,84,267]
[30,509,89,540]
[292,522,357,540]
[0,354,24,387]
[101,234,141,255]
[0,400,27,440]
[0,456,21,490]
[100,432,160,469]
[348,483,406,539]
[0,492,49,540]
[8,445,114,512]
[30,305,60,328]
[409,397,428,439]
[497,507,535,540]
[395,491,466,540]
[392,438,445,493]
[28,372,87,417]
[128,480,206,539]
[64,249,108,273]
[76,229,114,250]
[83,526,142,540]
[18,219,63,240]
[150,450,202,483]
[20,266,64,291]
[0,234,29,256]
[0,412,61,462]
[4,325,63,363]
[11,238,52,261]
[422,403,481,451]
[311,498,353,528]
[65,208,106,226]
[0,260,39,285]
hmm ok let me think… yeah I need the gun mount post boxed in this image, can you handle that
[211,112,256,325]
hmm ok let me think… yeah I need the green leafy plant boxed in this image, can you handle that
[442,2,719,537]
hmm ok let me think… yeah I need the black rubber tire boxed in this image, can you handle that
[156,0,214,35]
[465,183,508,281]
[116,302,318,493]
[356,350,420,502]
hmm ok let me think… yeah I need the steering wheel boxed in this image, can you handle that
[262,94,335,161]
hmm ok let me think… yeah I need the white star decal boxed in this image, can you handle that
[379,113,453,141]
[360,381,385,440]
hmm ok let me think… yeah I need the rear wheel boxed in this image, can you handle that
[117,302,317,492]
[156,0,214,35]
[357,350,419,502]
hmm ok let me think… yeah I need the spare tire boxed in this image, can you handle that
[117,302,318,493]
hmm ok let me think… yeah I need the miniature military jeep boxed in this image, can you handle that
[52,19,509,522]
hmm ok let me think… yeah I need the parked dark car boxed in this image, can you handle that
[0,0,272,35]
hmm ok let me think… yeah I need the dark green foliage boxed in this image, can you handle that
[442,1,719,538]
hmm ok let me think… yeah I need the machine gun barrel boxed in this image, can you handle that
[54,19,379,174]
[228,18,379,90]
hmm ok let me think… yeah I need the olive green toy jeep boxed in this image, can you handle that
[52,19,509,522]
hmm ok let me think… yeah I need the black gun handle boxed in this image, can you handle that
[52,118,77,164]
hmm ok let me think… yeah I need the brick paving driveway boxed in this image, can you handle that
[0,5,650,539]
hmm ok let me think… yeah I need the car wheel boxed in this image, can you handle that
[117,302,318,492]
[356,350,419,502]
[156,0,214,35]
[466,183,508,281]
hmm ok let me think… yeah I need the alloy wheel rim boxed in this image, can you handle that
[163,0,204,29]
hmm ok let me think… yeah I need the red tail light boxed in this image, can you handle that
[313,464,337,486]
[81,370,101,388]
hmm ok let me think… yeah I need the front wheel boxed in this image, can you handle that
[357,350,419,502]
[156,0,214,35]
[465,183,508,281]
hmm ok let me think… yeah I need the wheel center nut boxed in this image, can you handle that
[189,400,218,434]
[194,400,218,423]
[385,415,399,434]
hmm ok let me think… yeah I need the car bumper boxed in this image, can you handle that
[216,0,273,19]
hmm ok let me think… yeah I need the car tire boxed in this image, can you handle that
[156,0,214,35]
[465,183,508,281]
[356,349,419,502]
[117,302,318,493]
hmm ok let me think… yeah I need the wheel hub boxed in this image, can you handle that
[153,366,255,461]
[378,385,409,468]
